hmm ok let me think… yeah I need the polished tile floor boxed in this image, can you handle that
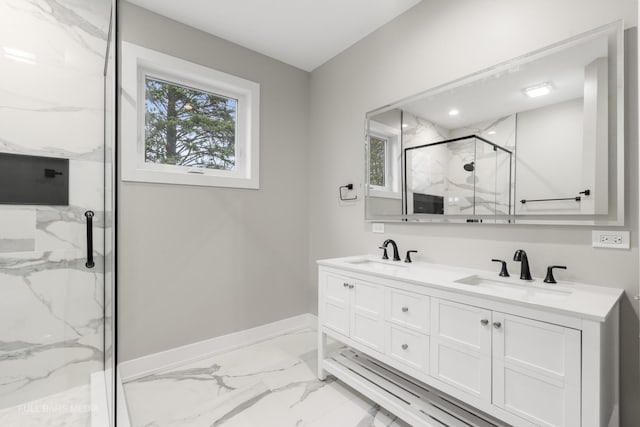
[123,329,409,427]
[0,384,92,427]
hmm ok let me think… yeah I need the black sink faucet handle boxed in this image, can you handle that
[378,246,389,260]
[491,259,510,277]
[405,250,418,263]
[544,265,567,284]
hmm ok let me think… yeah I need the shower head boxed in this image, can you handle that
[463,161,475,172]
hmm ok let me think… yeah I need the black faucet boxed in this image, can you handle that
[513,249,532,281]
[381,239,401,261]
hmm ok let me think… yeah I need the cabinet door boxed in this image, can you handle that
[492,312,581,427]
[430,298,492,401]
[323,274,351,336]
[350,280,385,352]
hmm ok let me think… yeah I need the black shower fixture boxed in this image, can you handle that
[463,161,475,172]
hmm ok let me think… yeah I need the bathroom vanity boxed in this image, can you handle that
[317,256,622,427]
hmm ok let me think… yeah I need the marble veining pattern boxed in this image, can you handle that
[124,330,409,427]
[404,112,515,216]
[0,0,110,411]
[0,251,103,409]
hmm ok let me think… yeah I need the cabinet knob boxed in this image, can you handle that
[348,284,354,289]
[493,321,502,329]
[480,319,489,326]
[343,282,349,288]
[401,344,408,350]
[401,306,409,313]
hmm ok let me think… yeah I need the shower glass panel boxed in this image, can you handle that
[404,135,512,219]
[0,0,115,425]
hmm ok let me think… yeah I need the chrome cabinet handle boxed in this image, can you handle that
[480,319,489,326]
[401,307,409,313]
[493,321,502,329]
[401,344,408,350]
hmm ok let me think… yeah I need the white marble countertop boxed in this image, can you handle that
[318,255,624,322]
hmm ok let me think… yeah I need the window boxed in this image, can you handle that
[121,42,260,189]
[367,121,400,198]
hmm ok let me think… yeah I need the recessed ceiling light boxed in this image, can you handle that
[402,124,408,128]
[487,130,497,135]
[523,82,552,98]
[448,109,459,116]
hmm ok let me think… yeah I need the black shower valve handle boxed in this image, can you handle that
[491,259,510,277]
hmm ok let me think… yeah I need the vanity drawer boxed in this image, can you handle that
[386,288,430,333]
[387,325,429,372]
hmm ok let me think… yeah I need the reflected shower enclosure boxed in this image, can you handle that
[404,135,513,217]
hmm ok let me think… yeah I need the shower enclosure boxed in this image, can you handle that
[404,135,513,217]
[0,0,116,425]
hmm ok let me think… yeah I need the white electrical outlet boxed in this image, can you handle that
[372,223,385,234]
[592,230,630,249]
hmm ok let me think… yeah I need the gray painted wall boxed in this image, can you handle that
[308,0,639,424]
[119,0,640,424]
[118,2,311,361]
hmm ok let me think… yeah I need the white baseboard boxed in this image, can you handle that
[118,313,317,382]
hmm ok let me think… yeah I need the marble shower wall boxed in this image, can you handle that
[0,0,110,409]
[450,116,516,216]
[403,112,515,216]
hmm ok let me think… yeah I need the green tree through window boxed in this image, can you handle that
[145,77,237,170]
[369,136,387,187]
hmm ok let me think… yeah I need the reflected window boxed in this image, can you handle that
[369,135,387,187]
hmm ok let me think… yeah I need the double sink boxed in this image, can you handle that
[346,258,573,304]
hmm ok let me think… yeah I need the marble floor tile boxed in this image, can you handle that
[124,330,409,427]
[0,384,92,427]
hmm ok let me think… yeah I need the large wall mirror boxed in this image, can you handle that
[365,22,624,225]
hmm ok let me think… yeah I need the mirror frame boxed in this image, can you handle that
[364,21,625,226]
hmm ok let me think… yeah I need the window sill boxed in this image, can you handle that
[121,167,259,189]
[368,189,402,199]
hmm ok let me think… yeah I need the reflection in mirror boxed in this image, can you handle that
[404,135,512,217]
[365,22,623,225]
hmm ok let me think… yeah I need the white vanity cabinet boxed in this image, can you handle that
[430,298,492,402]
[317,258,621,427]
[431,298,581,426]
[323,273,385,352]
[491,312,581,427]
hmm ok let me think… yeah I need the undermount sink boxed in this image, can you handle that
[455,275,573,302]
[347,258,407,272]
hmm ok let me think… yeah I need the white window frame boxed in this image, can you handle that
[368,121,401,199]
[121,42,260,189]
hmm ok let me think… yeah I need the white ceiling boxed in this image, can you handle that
[127,0,422,71]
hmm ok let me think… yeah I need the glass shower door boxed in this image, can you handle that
[0,0,114,425]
